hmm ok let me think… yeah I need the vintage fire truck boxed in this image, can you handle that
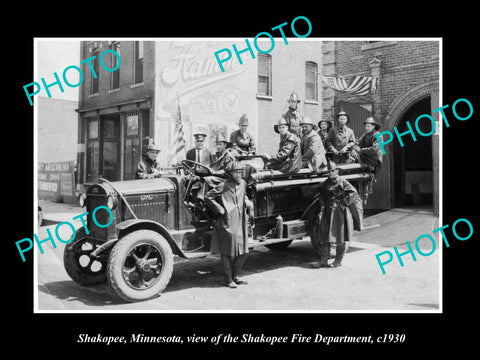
[63,157,374,302]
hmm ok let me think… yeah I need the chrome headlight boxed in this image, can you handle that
[78,193,86,207]
[107,194,117,209]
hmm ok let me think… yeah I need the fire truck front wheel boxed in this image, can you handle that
[107,230,174,302]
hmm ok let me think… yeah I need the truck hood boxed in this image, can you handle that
[102,178,177,195]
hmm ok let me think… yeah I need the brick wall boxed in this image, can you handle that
[79,41,155,111]
[322,40,440,211]
[38,97,78,163]
[324,40,439,125]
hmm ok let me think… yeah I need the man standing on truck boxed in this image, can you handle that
[205,161,253,288]
[311,161,363,268]
[283,91,303,138]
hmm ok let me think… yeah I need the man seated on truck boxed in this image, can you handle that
[194,133,238,202]
[300,116,327,173]
[325,110,356,164]
[135,143,163,179]
[263,117,302,173]
[349,116,384,173]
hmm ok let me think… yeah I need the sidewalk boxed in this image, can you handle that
[38,198,83,226]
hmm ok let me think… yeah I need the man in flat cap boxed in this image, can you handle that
[136,142,163,179]
[186,132,214,166]
[229,114,256,155]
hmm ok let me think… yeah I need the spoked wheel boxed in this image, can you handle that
[63,229,108,285]
[107,230,174,302]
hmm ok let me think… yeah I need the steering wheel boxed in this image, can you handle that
[181,160,212,177]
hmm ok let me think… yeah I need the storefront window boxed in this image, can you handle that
[86,118,99,182]
[124,113,141,180]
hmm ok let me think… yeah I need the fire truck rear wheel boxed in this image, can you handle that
[107,230,174,303]
[63,228,108,286]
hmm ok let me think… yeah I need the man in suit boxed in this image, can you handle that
[186,133,213,166]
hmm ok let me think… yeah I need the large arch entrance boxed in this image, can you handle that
[393,97,433,209]
[383,80,439,214]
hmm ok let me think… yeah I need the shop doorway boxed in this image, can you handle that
[393,97,433,209]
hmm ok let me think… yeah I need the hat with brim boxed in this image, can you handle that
[318,119,333,130]
[274,117,289,134]
[194,133,207,140]
[147,143,161,152]
[239,114,249,126]
[363,117,381,131]
[215,133,230,145]
[336,110,350,124]
[299,117,318,131]
[287,91,301,103]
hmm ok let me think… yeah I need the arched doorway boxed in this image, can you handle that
[393,97,433,209]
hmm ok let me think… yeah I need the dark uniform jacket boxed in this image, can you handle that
[351,130,383,171]
[318,130,329,149]
[186,147,213,166]
[229,129,256,155]
[325,126,356,164]
[210,148,237,176]
[301,129,327,171]
[283,108,303,138]
[205,178,251,256]
[312,176,363,247]
[268,132,302,173]
[136,156,162,179]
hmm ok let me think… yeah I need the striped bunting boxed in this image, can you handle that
[321,75,378,96]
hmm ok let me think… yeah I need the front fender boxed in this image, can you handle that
[116,219,187,258]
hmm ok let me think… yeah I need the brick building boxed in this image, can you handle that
[321,40,440,214]
[38,96,78,163]
[76,39,323,186]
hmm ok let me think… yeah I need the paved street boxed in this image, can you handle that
[36,205,440,312]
